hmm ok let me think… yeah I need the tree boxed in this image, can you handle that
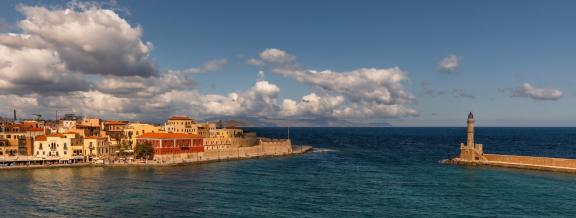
[135,142,154,160]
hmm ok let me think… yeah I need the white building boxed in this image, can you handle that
[34,133,82,163]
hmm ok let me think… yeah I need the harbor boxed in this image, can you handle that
[0,113,312,169]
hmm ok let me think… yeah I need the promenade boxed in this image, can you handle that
[0,145,313,170]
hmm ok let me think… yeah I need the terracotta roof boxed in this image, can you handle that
[35,135,47,141]
[8,123,35,128]
[28,128,44,132]
[104,121,128,125]
[35,133,68,141]
[167,116,193,121]
[137,133,200,139]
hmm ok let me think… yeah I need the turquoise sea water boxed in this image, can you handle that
[2,127,576,217]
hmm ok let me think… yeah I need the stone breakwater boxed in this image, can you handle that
[446,113,576,174]
[443,154,576,174]
[0,145,313,170]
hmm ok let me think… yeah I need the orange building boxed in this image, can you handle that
[136,133,204,155]
[102,120,128,141]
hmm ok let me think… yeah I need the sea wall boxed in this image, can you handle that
[0,145,312,169]
[484,154,576,168]
[154,143,295,164]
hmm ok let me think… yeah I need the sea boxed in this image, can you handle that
[2,127,576,217]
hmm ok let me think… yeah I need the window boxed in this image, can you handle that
[39,143,43,150]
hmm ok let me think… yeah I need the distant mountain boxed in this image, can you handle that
[202,116,391,127]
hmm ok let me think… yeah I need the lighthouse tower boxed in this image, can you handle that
[467,112,474,147]
[459,112,484,161]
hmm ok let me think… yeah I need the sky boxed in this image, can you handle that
[0,0,576,126]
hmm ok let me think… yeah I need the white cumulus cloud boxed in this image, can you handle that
[248,48,418,119]
[512,83,563,101]
[438,54,461,73]
[259,48,295,64]
[17,4,156,77]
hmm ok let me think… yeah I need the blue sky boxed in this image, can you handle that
[0,0,575,126]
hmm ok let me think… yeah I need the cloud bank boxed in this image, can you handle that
[0,3,418,123]
[250,48,418,119]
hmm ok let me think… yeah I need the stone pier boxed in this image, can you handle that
[444,113,576,174]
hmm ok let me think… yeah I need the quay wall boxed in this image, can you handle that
[483,154,576,169]
[0,145,312,169]
[154,143,295,164]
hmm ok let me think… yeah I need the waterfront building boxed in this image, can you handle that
[17,136,34,156]
[122,123,164,149]
[66,133,84,160]
[136,133,204,155]
[34,134,70,162]
[164,116,198,134]
[0,123,45,156]
[0,139,14,157]
[204,129,233,150]
[83,136,109,162]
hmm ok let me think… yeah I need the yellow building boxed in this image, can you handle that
[197,123,216,138]
[164,116,198,134]
[123,123,164,149]
[83,136,109,162]
[204,129,233,150]
[0,139,14,157]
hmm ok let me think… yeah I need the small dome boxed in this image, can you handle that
[468,112,474,119]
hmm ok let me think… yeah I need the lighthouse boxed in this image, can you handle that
[459,112,483,161]
[467,112,474,147]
